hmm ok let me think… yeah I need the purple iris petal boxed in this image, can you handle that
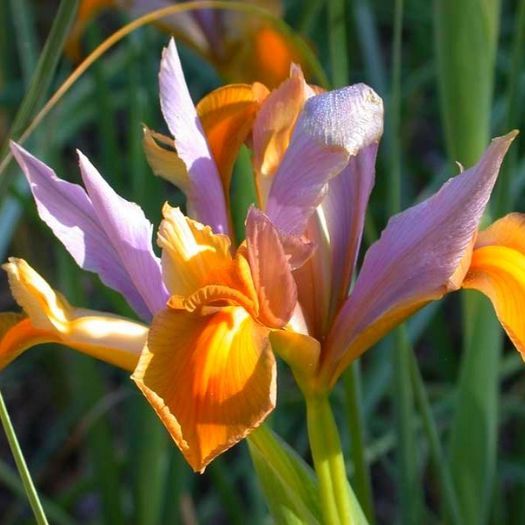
[11,142,168,321]
[324,132,517,378]
[323,142,379,317]
[159,39,229,234]
[265,84,383,237]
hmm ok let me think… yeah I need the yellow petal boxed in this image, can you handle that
[196,83,269,197]
[158,205,258,309]
[1,258,147,371]
[143,126,190,192]
[462,213,525,358]
[132,306,275,472]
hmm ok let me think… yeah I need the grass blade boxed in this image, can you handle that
[435,2,502,523]
[0,0,79,165]
[0,390,49,524]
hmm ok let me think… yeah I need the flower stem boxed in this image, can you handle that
[0,389,49,524]
[306,394,354,525]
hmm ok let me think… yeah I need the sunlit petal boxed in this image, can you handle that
[197,83,269,197]
[322,132,517,386]
[252,65,311,205]
[245,207,297,327]
[1,259,147,371]
[266,84,383,236]
[158,205,258,308]
[159,39,229,234]
[462,213,525,358]
[10,142,167,320]
[143,126,190,191]
[132,306,276,472]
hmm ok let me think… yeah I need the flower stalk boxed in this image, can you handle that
[306,394,359,525]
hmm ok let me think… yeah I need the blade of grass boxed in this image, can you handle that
[435,2,502,524]
[0,0,79,163]
[9,0,38,83]
[407,345,462,525]
[388,0,421,522]
[0,0,328,183]
[0,390,49,525]
[57,248,125,525]
[343,363,374,522]
[327,0,349,88]
[0,460,75,525]
[493,0,525,215]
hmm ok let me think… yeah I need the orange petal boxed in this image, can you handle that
[132,306,275,472]
[245,207,297,327]
[462,213,525,358]
[221,23,306,88]
[158,205,258,309]
[1,258,147,371]
[252,66,310,205]
[142,126,190,192]
[196,83,269,197]
[251,26,306,88]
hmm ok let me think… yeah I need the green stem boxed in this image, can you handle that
[343,363,374,523]
[0,390,49,525]
[306,394,353,525]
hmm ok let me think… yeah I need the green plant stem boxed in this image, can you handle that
[343,363,374,523]
[306,394,353,525]
[0,390,49,525]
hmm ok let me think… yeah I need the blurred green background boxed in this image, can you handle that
[0,0,524,523]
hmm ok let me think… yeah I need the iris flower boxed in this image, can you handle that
[1,40,522,473]
[67,0,305,87]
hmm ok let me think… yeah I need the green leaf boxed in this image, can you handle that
[434,2,503,524]
[247,425,321,524]
[0,0,79,195]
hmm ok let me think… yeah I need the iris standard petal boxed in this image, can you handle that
[252,65,311,206]
[1,258,147,371]
[462,213,525,358]
[265,84,383,236]
[132,306,276,472]
[322,131,517,386]
[196,83,269,197]
[11,142,165,320]
[159,39,229,234]
[323,142,379,318]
